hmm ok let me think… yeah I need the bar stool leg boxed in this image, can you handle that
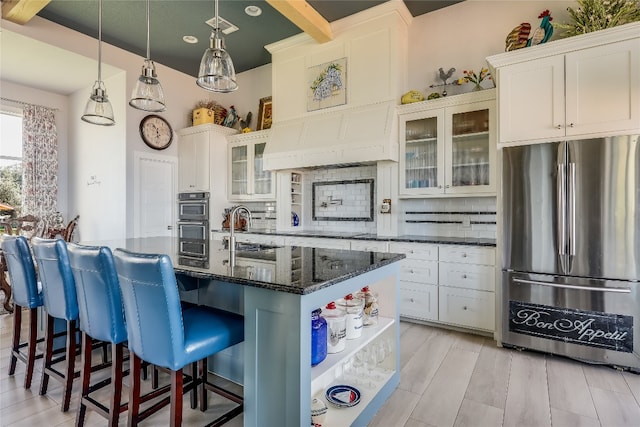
[170,369,183,427]
[8,304,22,377]
[61,319,77,412]
[128,354,142,427]
[40,313,55,395]
[76,333,93,427]
[109,343,124,427]
[24,307,38,389]
[199,358,208,412]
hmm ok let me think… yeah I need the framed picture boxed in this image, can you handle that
[307,57,347,112]
[257,96,272,130]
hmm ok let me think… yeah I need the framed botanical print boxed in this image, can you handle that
[307,58,347,111]
[257,96,272,130]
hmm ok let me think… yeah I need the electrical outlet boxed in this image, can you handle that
[380,198,392,214]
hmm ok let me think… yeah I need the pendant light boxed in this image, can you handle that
[196,0,238,92]
[129,0,166,111]
[81,0,115,126]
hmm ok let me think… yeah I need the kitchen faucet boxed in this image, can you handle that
[228,205,252,254]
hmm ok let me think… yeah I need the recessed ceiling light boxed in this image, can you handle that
[245,5,262,17]
[183,35,198,44]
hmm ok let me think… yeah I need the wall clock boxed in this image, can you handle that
[139,114,173,150]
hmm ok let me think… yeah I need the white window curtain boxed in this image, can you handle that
[21,104,58,224]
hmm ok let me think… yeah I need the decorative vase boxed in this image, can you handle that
[473,83,483,91]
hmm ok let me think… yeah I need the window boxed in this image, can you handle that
[0,109,23,216]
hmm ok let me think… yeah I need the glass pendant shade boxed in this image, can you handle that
[82,81,115,126]
[129,0,166,111]
[129,59,166,111]
[81,0,115,126]
[196,29,238,92]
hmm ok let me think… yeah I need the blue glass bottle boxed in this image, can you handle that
[311,308,327,366]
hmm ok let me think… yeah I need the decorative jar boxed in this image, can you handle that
[311,308,327,366]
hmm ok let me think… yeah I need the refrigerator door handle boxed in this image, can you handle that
[568,162,577,258]
[513,278,631,293]
[557,163,567,270]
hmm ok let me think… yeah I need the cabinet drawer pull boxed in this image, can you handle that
[410,298,415,303]
[556,125,562,129]
[462,253,468,258]
[569,123,575,128]
[462,306,468,310]
[462,274,468,279]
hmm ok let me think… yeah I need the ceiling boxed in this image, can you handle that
[34,0,462,77]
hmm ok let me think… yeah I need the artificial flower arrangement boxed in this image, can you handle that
[457,68,492,89]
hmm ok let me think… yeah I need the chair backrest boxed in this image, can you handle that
[113,248,185,369]
[12,214,44,241]
[31,237,78,321]
[67,243,127,344]
[0,235,42,308]
[63,215,79,242]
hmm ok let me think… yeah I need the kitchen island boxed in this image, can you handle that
[83,237,404,427]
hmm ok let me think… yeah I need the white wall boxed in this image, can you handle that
[409,0,575,95]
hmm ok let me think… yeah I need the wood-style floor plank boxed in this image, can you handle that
[590,387,640,427]
[464,342,511,409]
[503,351,552,427]
[546,357,598,419]
[453,398,504,427]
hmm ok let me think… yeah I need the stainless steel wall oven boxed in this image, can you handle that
[177,192,209,267]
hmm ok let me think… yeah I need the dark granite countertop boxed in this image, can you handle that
[80,237,405,295]
[213,229,496,247]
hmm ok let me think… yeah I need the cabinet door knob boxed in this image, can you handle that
[462,306,468,311]
[556,125,562,129]
[462,253,468,258]
[462,274,468,279]
[438,185,442,189]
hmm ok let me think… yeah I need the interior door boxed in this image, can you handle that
[134,152,177,238]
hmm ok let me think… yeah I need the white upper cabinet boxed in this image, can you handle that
[488,23,640,145]
[177,124,237,192]
[227,130,275,201]
[398,90,497,198]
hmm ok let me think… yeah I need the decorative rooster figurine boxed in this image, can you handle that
[505,10,554,51]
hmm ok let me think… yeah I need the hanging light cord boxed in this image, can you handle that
[145,0,151,60]
[97,0,103,83]
[215,0,219,30]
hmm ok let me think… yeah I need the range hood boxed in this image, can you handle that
[263,101,398,170]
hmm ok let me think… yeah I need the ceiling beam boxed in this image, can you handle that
[2,0,51,24]
[266,0,333,43]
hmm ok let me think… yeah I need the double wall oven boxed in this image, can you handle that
[177,192,209,268]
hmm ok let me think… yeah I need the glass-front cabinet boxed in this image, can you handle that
[227,130,275,201]
[398,90,496,197]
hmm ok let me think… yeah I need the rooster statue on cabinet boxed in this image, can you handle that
[505,10,554,51]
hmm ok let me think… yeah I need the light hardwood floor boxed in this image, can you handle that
[1,313,639,426]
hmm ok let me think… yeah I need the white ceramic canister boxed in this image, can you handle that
[357,286,379,326]
[311,397,328,426]
[322,302,346,353]
[337,294,364,340]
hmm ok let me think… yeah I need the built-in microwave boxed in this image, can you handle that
[178,192,209,221]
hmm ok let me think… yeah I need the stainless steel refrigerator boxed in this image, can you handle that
[502,134,640,372]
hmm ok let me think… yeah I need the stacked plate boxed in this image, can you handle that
[326,385,361,408]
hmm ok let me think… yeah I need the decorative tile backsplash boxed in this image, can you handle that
[401,197,497,239]
[303,165,378,234]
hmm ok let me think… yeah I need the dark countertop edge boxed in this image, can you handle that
[213,229,496,247]
[174,252,406,295]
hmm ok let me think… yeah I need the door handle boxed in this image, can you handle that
[167,225,173,230]
[557,163,566,257]
[568,163,576,257]
[513,278,631,293]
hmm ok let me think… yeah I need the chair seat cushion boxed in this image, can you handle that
[178,307,244,369]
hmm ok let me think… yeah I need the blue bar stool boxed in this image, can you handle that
[67,243,128,427]
[114,248,244,427]
[1,235,43,389]
[31,237,80,412]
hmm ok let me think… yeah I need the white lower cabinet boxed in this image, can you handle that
[438,287,495,331]
[390,242,496,332]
